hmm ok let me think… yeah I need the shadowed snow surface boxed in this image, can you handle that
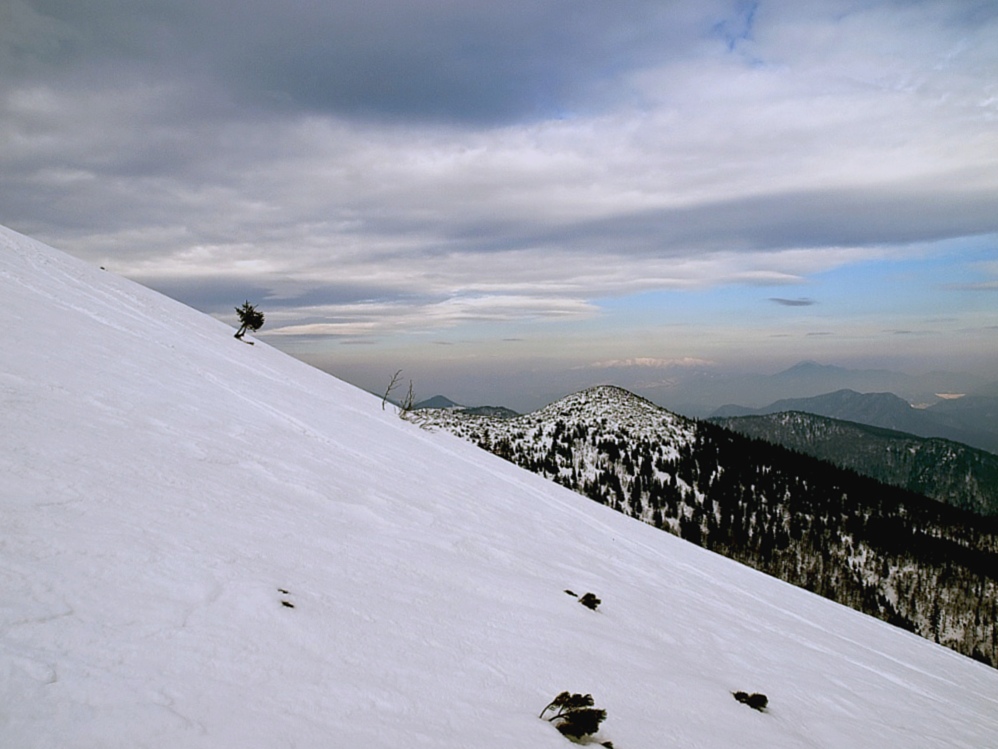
[2,223,998,748]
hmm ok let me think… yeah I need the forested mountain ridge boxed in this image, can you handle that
[711,388,998,453]
[710,412,998,516]
[418,386,998,667]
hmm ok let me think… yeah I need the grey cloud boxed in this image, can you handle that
[403,184,998,270]
[8,0,995,131]
[4,0,998,373]
[541,187,998,257]
[6,0,725,125]
[138,277,274,315]
[713,0,759,52]
[770,297,816,307]
[7,1,997,249]
[138,275,432,316]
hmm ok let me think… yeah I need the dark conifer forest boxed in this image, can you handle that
[710,412,998,516]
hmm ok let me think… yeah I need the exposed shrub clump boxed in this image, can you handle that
[540,692,607,740]
[579,592,601,611]
[732,691,768,711]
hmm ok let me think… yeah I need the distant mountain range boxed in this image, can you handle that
[711,388,998,453]
[923,394,998,452]
[759,361,989,405]
[413,395,519,419]
[413,394,462,410]
[641,360,991,417]
[710,412,998,516]
[417,385,998,666]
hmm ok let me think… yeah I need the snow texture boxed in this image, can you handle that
[3,223,998,748]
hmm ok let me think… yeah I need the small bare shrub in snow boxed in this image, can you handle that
[540,692,607,741]
[579,592,601,611]
[381,369,415,417]
[732,691,768,711]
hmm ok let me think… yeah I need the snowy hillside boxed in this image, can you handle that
[418,386,998,665]
[3,223,998,748]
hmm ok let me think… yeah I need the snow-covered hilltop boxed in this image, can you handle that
[417,384,697,479]
[3,223,998,748]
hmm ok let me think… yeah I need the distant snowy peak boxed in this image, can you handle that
[529,385,692,436]
[416,383,699,471]
[536,384,663,416]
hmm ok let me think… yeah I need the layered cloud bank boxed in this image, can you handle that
[3,1,997,402]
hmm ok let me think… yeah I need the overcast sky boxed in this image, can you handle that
[3,0,997,410]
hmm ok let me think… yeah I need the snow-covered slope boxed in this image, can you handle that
[417,385,998,665]
[3,224,998,748]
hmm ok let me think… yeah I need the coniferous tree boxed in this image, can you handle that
[234,301,265,339]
